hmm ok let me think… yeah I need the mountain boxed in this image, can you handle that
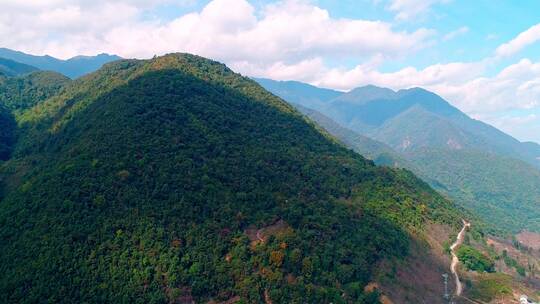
[257,78,540,233]
[0,71,71,112]
[0,57,39,77]
[0,54,462,303]
[0,70,69,161]
[253,78,342,109]
[329,86,540,167]
[294,103,408,168]
[407,148,540,232]
[0,48,121,78]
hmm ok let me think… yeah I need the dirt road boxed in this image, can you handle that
[450,220,471,296]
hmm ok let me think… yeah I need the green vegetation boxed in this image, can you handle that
[257,79,540,234]
[469,273,513,302]
[502,250,527,276]
[410,148,540,233]
[0,71,70,112]
[295,104,408,168]
[0,54,462,303]
[457,245,495,273]
[0,104,16,160]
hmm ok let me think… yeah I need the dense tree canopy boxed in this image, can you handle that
[0,54,462,303]
[0,104,16,161]
[0,70,70,112]
[457,245,495,273]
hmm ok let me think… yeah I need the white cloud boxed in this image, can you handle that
[387,0,449,20]
[255,55,540,117]
[0,0,434,61]
[443,26,469,42]
[495,23,540,58]
[2,0,540,142]
[271,58,485,92]
[476,112,540,143]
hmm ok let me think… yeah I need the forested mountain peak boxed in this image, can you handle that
[0,53,463,303]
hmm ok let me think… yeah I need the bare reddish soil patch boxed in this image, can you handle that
[245,219,290,244]
[516,231,540,250]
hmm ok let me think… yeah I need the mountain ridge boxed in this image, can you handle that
[0,53,463,303]
[256,77,540,233]
[0,57,39,77]
[0,48,121,78]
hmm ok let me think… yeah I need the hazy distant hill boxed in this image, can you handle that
[0,54,461,303]
[0,48,121,78]
[257,78,540,233]
[0,57,39,77]
[253,78,342,109]
[294,103,408,168]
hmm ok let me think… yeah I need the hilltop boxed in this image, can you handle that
[0,54,462,303]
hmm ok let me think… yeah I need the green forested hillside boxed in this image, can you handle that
[0,104,16,161]
[0,71,70,112]
[0,54,461,303]
[294,104,408,168]
[408,148,540,233]
[257,78,540,234]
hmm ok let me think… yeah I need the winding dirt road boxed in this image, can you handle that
[450,220,471,296]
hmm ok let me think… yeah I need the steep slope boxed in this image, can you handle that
[294,104,408,167]
[0,54,462,303]
[0,71,71,112]
[0,57,39,77]
[256,79,540,233]
[408,148,540,233]
[328,86,540,167]
[369,105,481,152]
[0,48,121,78]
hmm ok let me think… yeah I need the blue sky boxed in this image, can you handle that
[2,0,540,142]
[149,0,540,73]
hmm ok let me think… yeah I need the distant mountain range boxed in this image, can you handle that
[0,57,39,77]
[256,78,540,233]
[0,48,121,78]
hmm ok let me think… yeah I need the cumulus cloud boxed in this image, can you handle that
[0,0,434,62]
[495,23,540,58]
[258,54,539,116]
[313,60,484,91]
[2,0,540,142]
[476,112,540,143]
